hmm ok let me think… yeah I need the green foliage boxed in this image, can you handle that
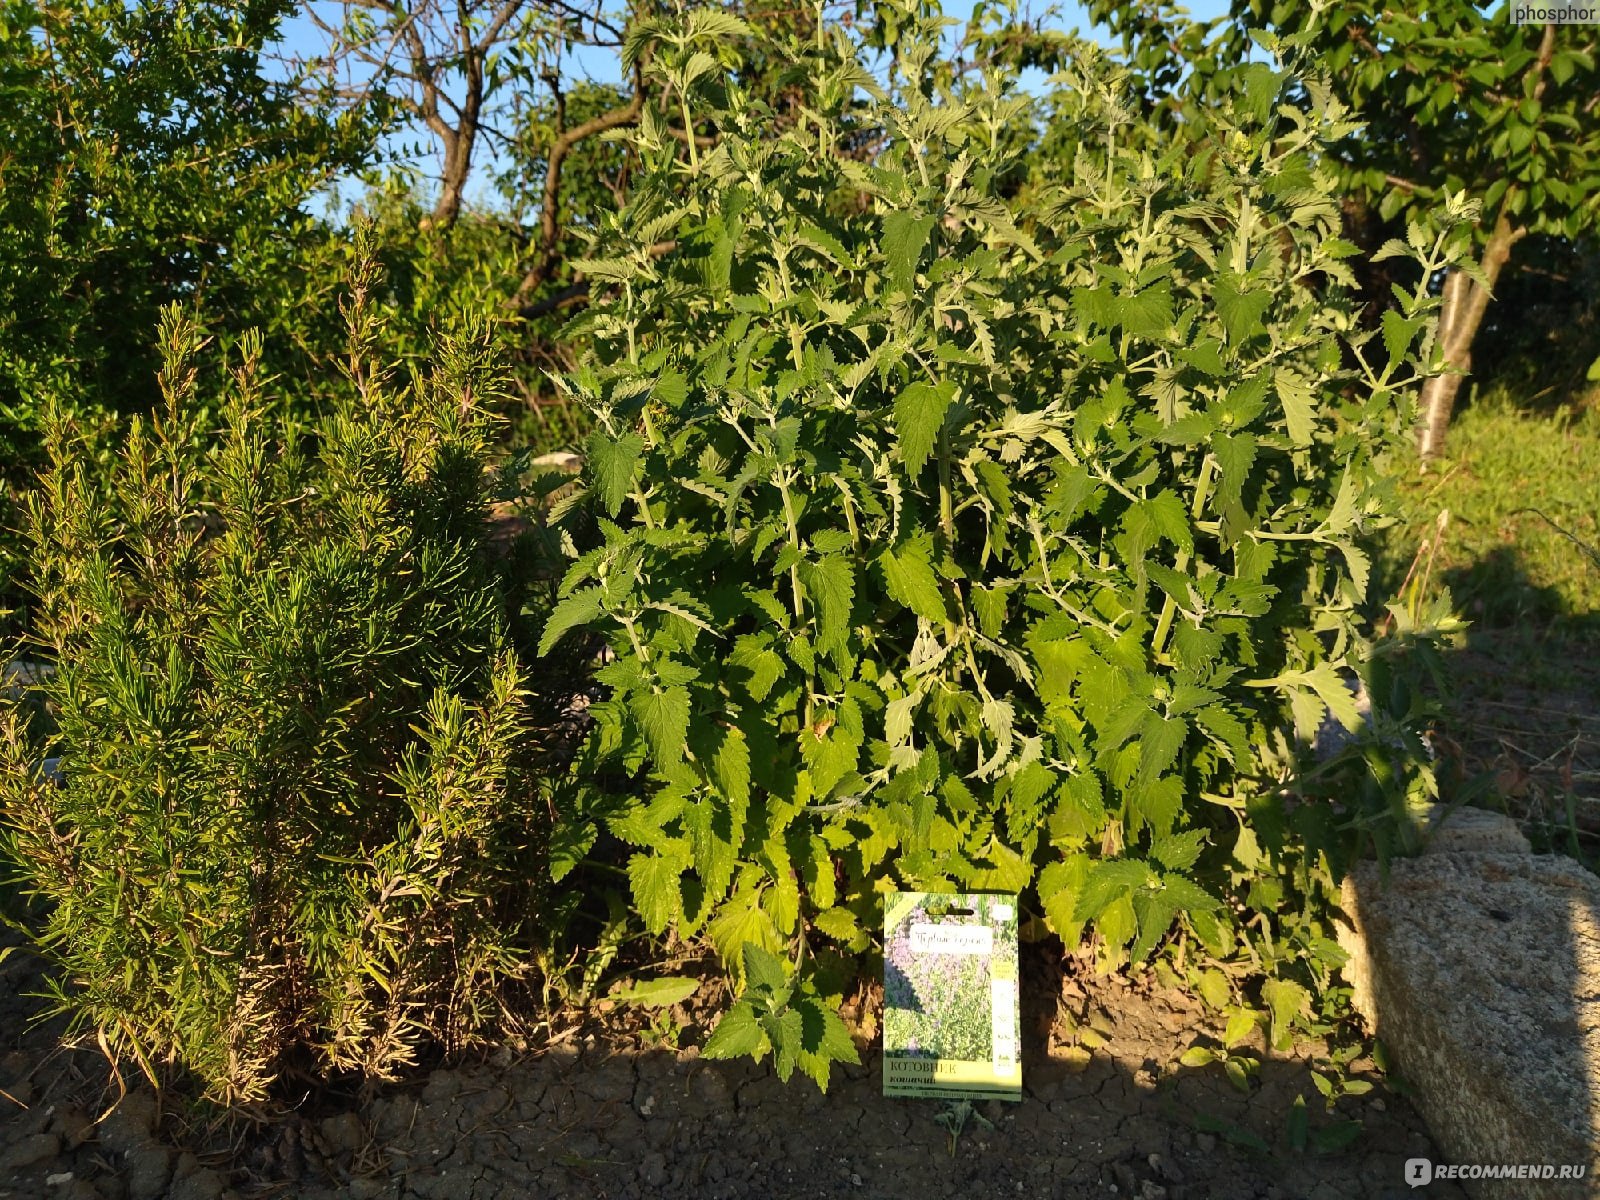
[1389,395,1600,634]
[0,0,388,639]
[0,287,550,1102]
[542,5,1462,1087]
[1089,1,1600,425]
[933,1098,994,1157]
[1093,1,1600,241]
[701,942,859,1091]
[0,0,380,469]
[305,184,592,458]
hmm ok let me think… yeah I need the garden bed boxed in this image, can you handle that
[0,928,1461,1200]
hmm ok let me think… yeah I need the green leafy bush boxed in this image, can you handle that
[542,6,1466,1090]
[0,0,381,468]
[0,280,549,1102]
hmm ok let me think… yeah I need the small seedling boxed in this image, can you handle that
[1178,1005,1264,1092]
[934,1099,994,1157]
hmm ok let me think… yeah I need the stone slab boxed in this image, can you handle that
[1339,819,1600,1199]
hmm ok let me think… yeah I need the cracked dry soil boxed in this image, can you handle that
[0,930,1464,1200]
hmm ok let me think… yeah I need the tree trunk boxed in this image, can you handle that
[1415,209,1524,463]
[430,126,475,229]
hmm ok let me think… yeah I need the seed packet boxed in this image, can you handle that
[882,891,1022,1100]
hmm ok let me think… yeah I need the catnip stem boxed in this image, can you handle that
[777,470,804,619]
[1151,454,1214,662]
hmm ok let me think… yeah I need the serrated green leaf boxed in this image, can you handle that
[548,817,598,884]
[1131,887,1180,964]
[632,686,691,767]
[612,977,700,1008]
[1262,978,1310,1051]
[799,555,854,657]
[709,724,751,808]
[1150,828,1205,873]
[1138,714,1188,785]
[809,997,861,1065]
[683,797,738,904]
[762,837,801,935]
[893,380,953,476]
[802,726,860,796]
[629,850,684,935]
[538,586,605,656]
[1275,367,1317,446]
[1215,277,1271,344]
[1210,431,1257,514]
[742,941,790,995]
[587,429,645,517]
[1072,858,1151,924]
[702,1001,765,1059]
[729,635,784,701]
[878,533,945,621]
[976,696,1015,777]
[1369,237,1412,264]
[813,906,860,944]
[884,688,922,748]
[882,210,936,292]
[1382,309,1423,368]
[796,221,853,269]
[1304,662,1362,731]
[767,1005,805,1081]
[1006,760,1056,841]
[1039,856,1089,943]
[1337,541,1371,598]
[709,889,781,967]
[1122,491,1193,563]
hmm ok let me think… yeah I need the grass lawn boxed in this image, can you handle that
[1383,391,1600,856]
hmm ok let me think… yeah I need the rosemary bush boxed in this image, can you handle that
[0,276,549,1102]
[543,6,1467,1088]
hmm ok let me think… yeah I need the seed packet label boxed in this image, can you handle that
[909,923,992,955]
[883,891,1022,1101]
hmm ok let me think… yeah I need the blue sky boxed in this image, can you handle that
[272,0,1235,214]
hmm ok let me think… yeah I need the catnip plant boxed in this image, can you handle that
[541,3,1466,1088]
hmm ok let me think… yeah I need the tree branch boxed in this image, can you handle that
[511,58,646,306]
[1530,21,1558,104]
[519,279,591,319]
[515,241,675,322]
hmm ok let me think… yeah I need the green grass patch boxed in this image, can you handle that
[1389,392,1600,645]
[1382,391,1600,860]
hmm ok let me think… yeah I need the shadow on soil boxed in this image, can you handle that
[0,926,1465,1200]
[1340,540,1600,1195]
[1431,545,1600,858]
[5,551,1595,1200]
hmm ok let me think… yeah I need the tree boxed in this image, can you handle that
[294,0,580,232]
[1089,0,1600,459]
[0,0,380,468]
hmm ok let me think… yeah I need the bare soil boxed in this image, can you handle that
[1,929,1464,1200]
